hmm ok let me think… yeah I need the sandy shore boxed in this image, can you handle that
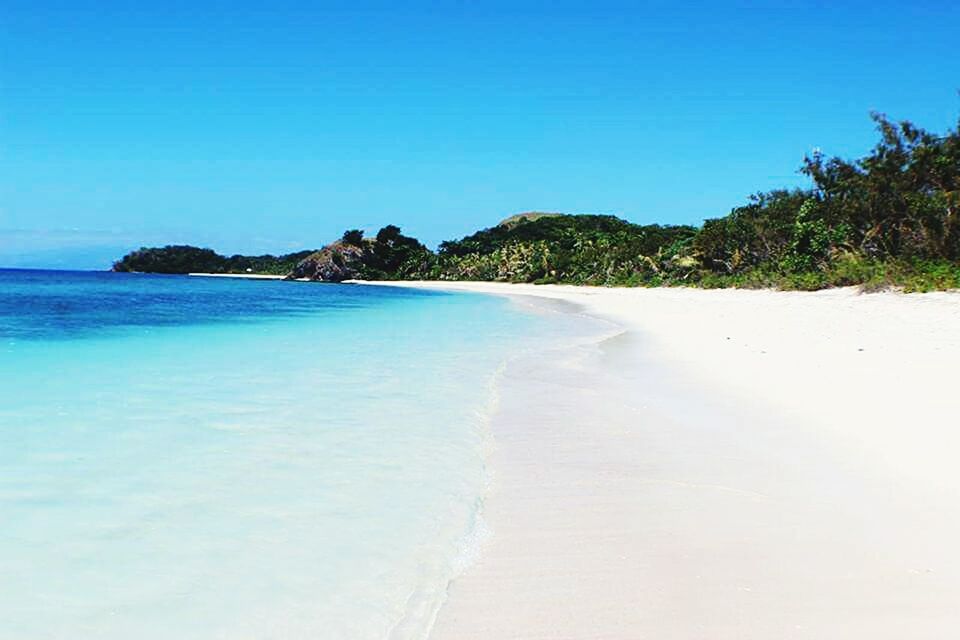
[361,281,960,639]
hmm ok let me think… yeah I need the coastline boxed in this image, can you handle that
[357,281,960,638]
[187,272,288,279]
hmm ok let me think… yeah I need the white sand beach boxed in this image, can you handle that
[361,282,960,639]
[187,272,289,280]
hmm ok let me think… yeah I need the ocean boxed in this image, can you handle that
[0,269,584,639]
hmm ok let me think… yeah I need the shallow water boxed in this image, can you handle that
[0,270,589,639]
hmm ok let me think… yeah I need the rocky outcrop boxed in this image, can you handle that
[286,241,369,281]
[497,211,564,227]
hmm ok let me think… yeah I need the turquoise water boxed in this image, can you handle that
[0,270,577,639]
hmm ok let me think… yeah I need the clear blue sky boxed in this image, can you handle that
[2,1,958,269]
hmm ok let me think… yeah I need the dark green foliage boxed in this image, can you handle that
[112,245,316,275]
[690,257,960,293]
[439,215,691,258]
[355,226,435,280]
[112,246,224,274]
[429,215,697,285]
[220,250,318,275]
[803,113,960,261]
[342,229,365,247]
[694,190,812,273]
[679,111,960,290]
[114,110,960,291]
[778,200,852,273]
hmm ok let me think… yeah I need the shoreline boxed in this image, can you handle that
[358,281,960,638]
[187,272,289,280]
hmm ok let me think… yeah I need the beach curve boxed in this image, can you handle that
[355,281,960,639]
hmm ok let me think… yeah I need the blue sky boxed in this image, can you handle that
[2,1,959,269]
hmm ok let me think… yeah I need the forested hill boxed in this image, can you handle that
[112,217,696,285]
[427,215,697,284]
[112,246,316,275]
[114,110,960,291]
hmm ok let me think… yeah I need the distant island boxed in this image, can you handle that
[114,111,960,291]
[112,246,317,277]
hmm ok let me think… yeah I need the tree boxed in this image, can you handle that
[375,224,404,246]
[802,112,960,260]
[342,229,365,246]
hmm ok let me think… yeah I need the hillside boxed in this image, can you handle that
[113,110,960,290]
[497,212,565,227]
[284,214,696,285]
[112,246,316,275]
[288,226,432,282]
[427,215,696,284]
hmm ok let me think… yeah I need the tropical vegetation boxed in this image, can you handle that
[112,246,316,275]
[114,110,960,291]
